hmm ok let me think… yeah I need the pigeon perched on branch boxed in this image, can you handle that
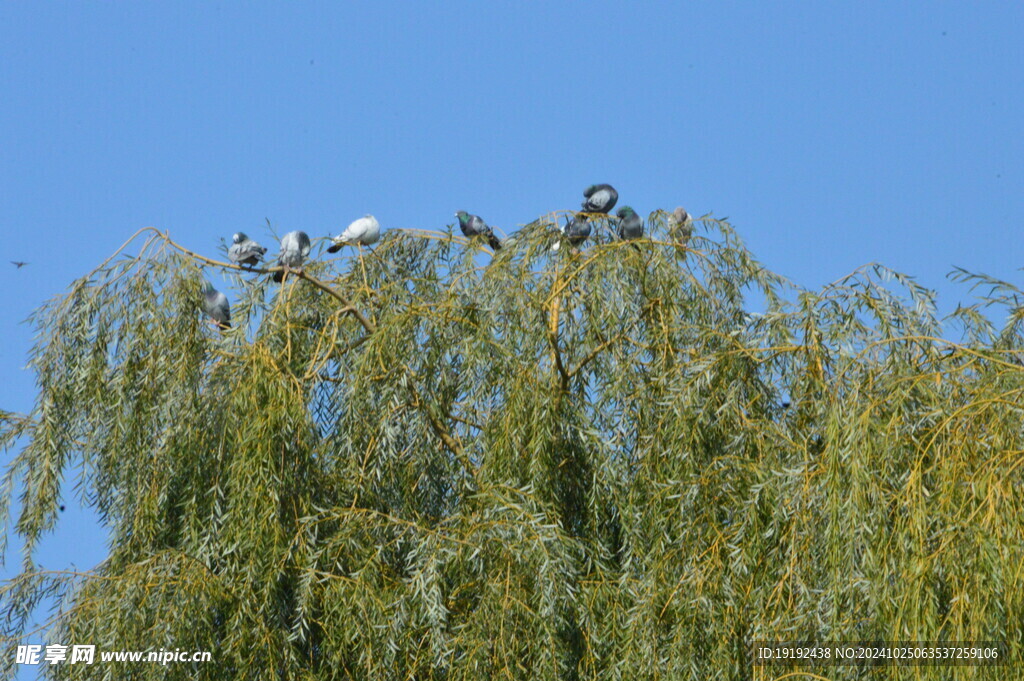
[228,232,267,267]
[581,184,618,214]
[272,230,312,283]
[455,211,502,250]
[616,206,644,240]
[551,213,591,252]
[201,282,231,329]
[668,206,694,243]
[327,215,381,253]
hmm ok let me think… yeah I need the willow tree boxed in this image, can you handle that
[2,214,1023,681]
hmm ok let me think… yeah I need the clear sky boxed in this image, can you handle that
[1,1,1022,671]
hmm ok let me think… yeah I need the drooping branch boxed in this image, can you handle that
[296,271,376,333]
[165,229,475,474]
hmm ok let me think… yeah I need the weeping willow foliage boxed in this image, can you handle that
[1,214,1023,681]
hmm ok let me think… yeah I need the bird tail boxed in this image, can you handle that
[487,234,502,251]
[325,242,343,254]
[271,270,285,283]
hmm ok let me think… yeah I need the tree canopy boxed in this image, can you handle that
[2,214,1023,680]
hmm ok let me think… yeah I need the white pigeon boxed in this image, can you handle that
[327,215,381,253]
[272,230,312,282]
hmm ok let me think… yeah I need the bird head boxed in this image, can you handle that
[232,232,248,244]
[673,207,689,222]
[455,211,469,225]
[617,206,636,218]
[583,185,598,196]
[200,281,215,296]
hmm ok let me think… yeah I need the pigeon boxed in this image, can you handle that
[616,206,644,240]
[272,230,312,283]
[201,281,231,329]
[327,214,381,253]
[10,261,28,269]
[228,232,267,267]
[668,207,694,243]
[455,211,502,250]
[551,213,591,252]
[581,184,618,214]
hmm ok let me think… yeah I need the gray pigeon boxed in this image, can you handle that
[581,184,618,214]
[201,281,230,329]
[327,215,381,253]
[228,232,267,267]
[455,211,502,250]
[615,206,644,240]
[668,206,694,243]
[552,213,591,252]
[272,230,312,282]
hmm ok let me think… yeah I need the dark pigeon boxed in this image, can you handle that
[615,206,644,240]
[201,281,231,329]
[272,230,312,283]
[455,211,502,250]
[228,232,268,267]
[581,184,618,214]
[552,213,591,252]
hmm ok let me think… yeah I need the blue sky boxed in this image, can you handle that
[1,0,1022,671]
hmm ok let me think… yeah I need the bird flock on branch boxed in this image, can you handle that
[202,183,693,329]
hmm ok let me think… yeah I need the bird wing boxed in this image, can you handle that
[203,290,228,319]
[471,216,489,235]
[215,292,230,321]
[279,232,311,262]
[345,218,369,242]
[278,234,297,264]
